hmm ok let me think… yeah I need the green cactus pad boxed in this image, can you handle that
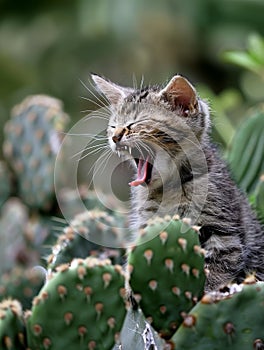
[228,110,264,194]
[0,267,45,310]
[171,280,264,349]
[0,299,26,350]
[27,257,127,350]
[3,95,69,210]
[47,209,128,271]
[23,213,62,264]
[128,216,206,339]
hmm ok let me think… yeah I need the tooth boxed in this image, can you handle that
[129,147,132,154]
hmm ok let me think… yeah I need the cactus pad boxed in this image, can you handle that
[171,280,264,349]
[0,299,26,350]
[0,267,45,310]
[47,209,127,271]
[3,95,69,210]
[128,216,205,339]
[27,257,127,350]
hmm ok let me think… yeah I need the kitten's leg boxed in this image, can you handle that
[203,233,245,291]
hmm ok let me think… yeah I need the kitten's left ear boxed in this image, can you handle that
[159,75,198,115]
[91,74,132,105]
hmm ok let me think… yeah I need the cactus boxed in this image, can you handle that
[3,95,69,211]
[27,257,127,350]
[0,161,12,210]
[47,209,128,271]
[57,187,124,220]
[0,198,29,273]
[171,279,264,349]
[128,215,206,339]
[23,213,64,266]
[228,110,264,194]
[0,299,26,350]
[0,267,45,310]
[254,174,264,224]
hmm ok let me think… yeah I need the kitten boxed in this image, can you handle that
[92,74,264,291]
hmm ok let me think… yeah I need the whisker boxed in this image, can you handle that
[81,112,110,121]
[132,73,138,90]
[74,143,108,162]
[83,113,110,122]
[70,136,107,158]
[137,139,156,160]
[141,142,156,159]
[79,95,107,110]
[79,148,103,161]
[64,132,107,140]
[97,149,114,175]
[86,148,113,185]
[80,78,110,110]
[140,75,145,90]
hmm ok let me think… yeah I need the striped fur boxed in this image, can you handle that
[92,74,264,291]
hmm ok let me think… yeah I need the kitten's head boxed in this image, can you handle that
[92,74,210,189]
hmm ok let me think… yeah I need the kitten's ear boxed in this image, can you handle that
[91,74,131,104]
[160,75,198,114]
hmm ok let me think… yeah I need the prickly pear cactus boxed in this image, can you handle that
[57,187,124,219]
[0,299,26,350]
[0,267,45,310]
[128,215,206,339]
[0,198,29,274]
[171,280,264,349]
[23,213,61,264]
[3,95,69,210]
[228,110,264,194]
[0,161,12,209]
[47,209,127,271]
[27,257,127,350]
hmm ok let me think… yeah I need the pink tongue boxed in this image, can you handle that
[129,156,149,187]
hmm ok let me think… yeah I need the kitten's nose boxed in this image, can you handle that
[112,127,126,143]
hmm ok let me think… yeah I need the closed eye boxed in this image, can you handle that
[109,124,134,131]
[127,123,135,130]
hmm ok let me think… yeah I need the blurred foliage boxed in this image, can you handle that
[1,0,264,131]
[222,33,264,108]
[223,33,264,79]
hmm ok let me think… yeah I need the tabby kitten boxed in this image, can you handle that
[92,74,264,291]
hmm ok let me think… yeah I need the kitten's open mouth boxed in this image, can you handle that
[129,155,153,187]
[115,145,154,187]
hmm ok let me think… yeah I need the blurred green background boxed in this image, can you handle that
[1,0,264,122]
